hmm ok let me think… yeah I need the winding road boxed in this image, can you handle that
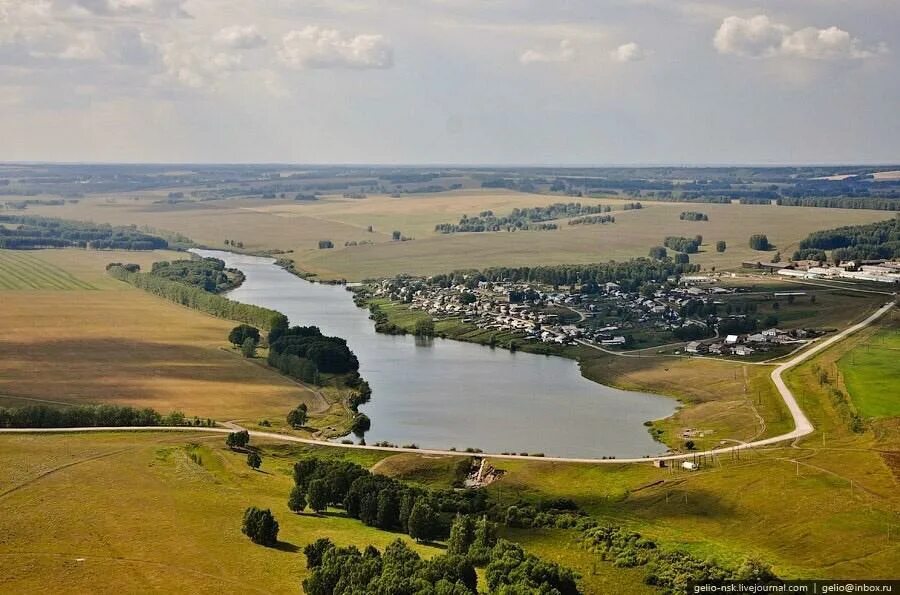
[1,302,893,465]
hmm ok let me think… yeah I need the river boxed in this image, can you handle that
[194,250,676,458]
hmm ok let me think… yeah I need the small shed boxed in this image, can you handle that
[681,461,699,471]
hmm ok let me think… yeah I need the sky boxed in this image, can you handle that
[0,0,898,165]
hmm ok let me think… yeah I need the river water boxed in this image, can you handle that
[194,250,675,458]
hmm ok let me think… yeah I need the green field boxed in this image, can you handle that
[0,249,95,290]
[0,433,654,594]
[838,316,900,418]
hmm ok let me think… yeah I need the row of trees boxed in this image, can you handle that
[288,456,488,541]
[0,215,168,250]
[777,196,899,211]
[567,214,615,225]
[431,258,699,293]
[107,265,286,330]
[0,404,201,428]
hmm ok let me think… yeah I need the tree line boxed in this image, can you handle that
[0,215,168,250]
[777,196,899,211]
[567,214,615,225]
[288,456,487,541]
[797,216,899,262]
[0,404,205,428]
[107,264,287,330]
[431,258,699,293]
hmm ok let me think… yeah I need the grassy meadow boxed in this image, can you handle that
[0,248,317,422]
[838,314,900,418]
[0,432,652,594]
[24,189,893,281]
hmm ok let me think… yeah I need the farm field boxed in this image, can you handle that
[0,249,317,422]
[837,315,900,418]
[0,250,96,290]
[24,190,893,281]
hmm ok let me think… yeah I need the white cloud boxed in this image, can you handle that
[70,0,189,18]
[520,39,575,64]
[278,26,393,69]
[611,42,647,63]
[162,42,241,88]
[714,15,885,60]
[214,25,266,50]
[58,31,104,60]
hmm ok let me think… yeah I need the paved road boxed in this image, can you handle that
[1,302,892,465]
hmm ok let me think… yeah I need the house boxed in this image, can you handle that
[685,341,703,354]
[746,333,767,343]
[724,334,739,345]
[733,345,754,356]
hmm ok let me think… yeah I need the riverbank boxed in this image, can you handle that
[355,292,800,453]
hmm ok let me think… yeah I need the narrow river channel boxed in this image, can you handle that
[194,250,676,458]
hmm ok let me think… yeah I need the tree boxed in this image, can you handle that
[247,451,262,469]
[447,514,476,556]
[408,500,439,542]
[229,324,260,347]
[241,337,257,358]
[648,246,668,260]
[392,230,402,241]
[749,234,771,251]
[684,440,695,450]
[226,430,249,450]
[241,506,279,546]
[307,479,329,514]
[287,403,308,428]
[351,413,371,437]
[414,317,435,337]
[288,485,307,513]
[674,253,690,264]
[376,489,400,529]
[716,240,727,253]
[303,537,335,568]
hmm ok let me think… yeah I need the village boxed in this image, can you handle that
[367,270,830,358]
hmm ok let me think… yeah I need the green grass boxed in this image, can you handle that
[0,432,647,594]
[837,318,900,418]
[0,249,95,290]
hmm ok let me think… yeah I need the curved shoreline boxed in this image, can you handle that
[1,300,891,466]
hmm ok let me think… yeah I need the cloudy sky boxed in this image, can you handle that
[1,0,897,164]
